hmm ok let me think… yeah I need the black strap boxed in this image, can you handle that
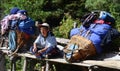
[101,28,120,46]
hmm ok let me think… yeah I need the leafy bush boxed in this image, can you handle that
[53,13,81,38]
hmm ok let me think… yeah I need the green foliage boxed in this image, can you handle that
[5,56,10,70]
[53,13,81,38]
[1,0,119,30]
[109,1,120,30]
[0,0,86,38]
[85,0,108,11]
[0,0,63,21]
[5,56,23,71]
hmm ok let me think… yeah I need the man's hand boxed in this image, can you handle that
[38,49,44,53]
[38,47,48,53]
[33,47,37,52]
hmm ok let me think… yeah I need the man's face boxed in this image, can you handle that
[40,27,49,37]
[9,14,18,20]
[16,13,27,20]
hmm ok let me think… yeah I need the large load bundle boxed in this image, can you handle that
[63,11,119,62]
[0,8,36,55]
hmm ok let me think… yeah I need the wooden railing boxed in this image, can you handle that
[0,37,120,71]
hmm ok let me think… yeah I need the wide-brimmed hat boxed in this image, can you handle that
[17,10,27,15]
[10,7,20,14]
[39,23,50,28]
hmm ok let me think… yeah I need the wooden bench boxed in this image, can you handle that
[0,37,120,71]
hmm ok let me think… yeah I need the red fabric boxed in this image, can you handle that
[94,20,111,24]
[24,33,30,40]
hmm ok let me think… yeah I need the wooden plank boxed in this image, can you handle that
[0,48,9,54]
[11,60,16,71]
[13,52,120,70]
[22,57,27,71]
[83,60,120,70]
[17,53,36,59]
[57,45,64,50]
[1,46,120,70]
[0,48,93,67]
[56,38,69,45]
[45,58,93,67]
[0,48,36,59]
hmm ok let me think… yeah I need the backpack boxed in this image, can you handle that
[18,17,35,35]
[70,23,111,54]
[101,28,120,51]
[63,35,96,62]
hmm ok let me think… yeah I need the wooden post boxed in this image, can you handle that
[0,51,6,71]
[10,57,16,71]
[12,61,16,71]
[45,55,49,71]
[0,38,4,47]
[22,58,37,71]
[73,22,77,28]
[22,57,27,71]
[45,60,49,71]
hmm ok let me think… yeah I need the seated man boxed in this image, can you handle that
[30,23,58,58]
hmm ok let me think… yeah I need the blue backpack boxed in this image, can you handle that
[70,23,111,54]
[18,17,35,35]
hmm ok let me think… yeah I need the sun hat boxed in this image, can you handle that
[10,7,20,14]
[39,23,50,28]
[17,10,27,15]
